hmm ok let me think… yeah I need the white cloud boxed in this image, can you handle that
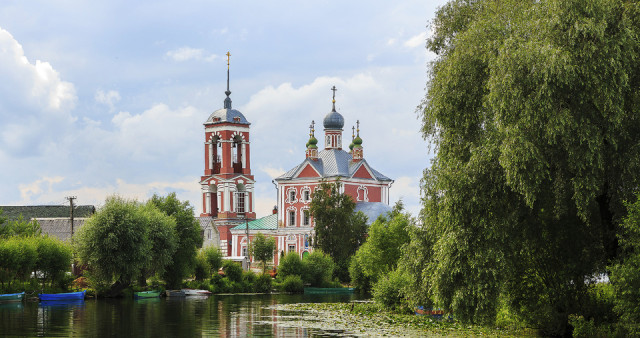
[166,47,217,62]
[261,166,285,179]
[390,176,422,217]
[95,89,121,110]
[404,32,426,48]
[18,176,65,202]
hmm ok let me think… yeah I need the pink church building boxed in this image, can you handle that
[199,65,393,267]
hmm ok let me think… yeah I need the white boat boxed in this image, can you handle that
[181,288,212,296]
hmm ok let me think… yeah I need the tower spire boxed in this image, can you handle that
[331,86,337,111]
[224,51,232,109]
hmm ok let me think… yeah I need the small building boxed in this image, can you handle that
[0,205,96,241]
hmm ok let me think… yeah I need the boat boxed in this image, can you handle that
[165,290,186,297]
[181,288,212,296]
[38,290,86,301]
[0,292,24,303]
[303,287,355,295]
[134,291,161,299]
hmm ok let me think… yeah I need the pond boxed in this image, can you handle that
[0,293,365,337]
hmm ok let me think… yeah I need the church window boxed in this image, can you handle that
[289,210,296,227]
[207,229,212,240]
[235,191,246,214]
[303,209,310,226]
[242,246,248,257]
[288,245,296,252]
[303,189,311,202]
[288,189,296,203]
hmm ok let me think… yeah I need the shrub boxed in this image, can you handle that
[242,270,257,292]
[372,269,410,312]
[203,246,223,274]
[194,250,210,281]
[222,260,243,282]
[255,273,272,293]
[282,275,304,293]
[278,252,303,279]
[302,250,334,287]
[349,256,372,294]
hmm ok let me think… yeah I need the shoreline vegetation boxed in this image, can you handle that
[270,301,537,337]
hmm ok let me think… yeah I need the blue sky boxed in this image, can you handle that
[0,0,447,218]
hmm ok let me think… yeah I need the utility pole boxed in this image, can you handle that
[66,196,77,238]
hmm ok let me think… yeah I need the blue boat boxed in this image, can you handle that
[38,290,86,301]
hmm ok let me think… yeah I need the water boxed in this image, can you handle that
[0,294,363,337]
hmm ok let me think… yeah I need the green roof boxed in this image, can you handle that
[0,205,96,221]
[232,214,278,231]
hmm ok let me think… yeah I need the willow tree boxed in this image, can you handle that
[415,0,640,334]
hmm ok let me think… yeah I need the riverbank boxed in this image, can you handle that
[269,301,538,337]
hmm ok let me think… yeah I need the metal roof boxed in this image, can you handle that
[323,110,344,129]
[0,205,95,221]
[275,149,392,182]
[231,214,278,231]
[205,108,250,125]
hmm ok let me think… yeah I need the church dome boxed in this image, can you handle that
[323,110,344,129]
[353,136,362,147]
[205,108,250,125]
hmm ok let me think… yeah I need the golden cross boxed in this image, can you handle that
[226,51,231,68]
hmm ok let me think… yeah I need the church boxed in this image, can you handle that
[199,59,393,266]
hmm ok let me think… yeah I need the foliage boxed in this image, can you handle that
[416,0,640,333]
[254,273,272,293]
[310,180,368,282]
[0,214,41,239]
[301,250,334,287]
[222,260,243,283]
[203,246,223,275]
[611,194,640,335]
[75,196,152,291]
[351,202,411,293]
[149,192,202,289]
[249,233,276,273]
[36,236,73,288]
[372,268,411,313]
[194,250,210,281]
[140,202,177,280]
[277,251,304,279]
[282,275,304,293]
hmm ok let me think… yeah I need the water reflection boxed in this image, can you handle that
[0,294,362,337]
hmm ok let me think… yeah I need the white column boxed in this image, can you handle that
[205,192,211,214]
[217,188,222,212]
[223,184,230,212]
[208,142,213,169]
[231,234,236,257]
[242,143,247,169]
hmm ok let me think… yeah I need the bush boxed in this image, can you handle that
[222,261,243,282]
[194,251,210,281]
[302,250,334,287]
[372,269,410,312]
[242,270,257,292]
[255,273,272,293]
[278,252,303,279]
[282,275,304,293]
[203,246,223,274]
[349,256,372,295]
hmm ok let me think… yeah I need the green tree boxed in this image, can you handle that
[149,192,202,289]
[75,196,152,295]
[203,246,223,275]
[35,236,72,289]
[138,203,177,285]
[310,180,368,282]
[0,214,41,239]
[351,202,410,294]
[417,0,640,334]
[250,233,276,273]
[277,251,304,279]
[611,194,640,335]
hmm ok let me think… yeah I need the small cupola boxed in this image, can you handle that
[306,120,319,160]
[352,120,363,161]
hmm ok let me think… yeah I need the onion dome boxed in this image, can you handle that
[308,135,318,149]
[324,85,344,129]
[349,141,355,151]
[353,135,362,147]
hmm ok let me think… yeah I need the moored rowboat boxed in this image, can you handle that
[165,290,186,297]
[0,292,24,303]
[134,291,161,299]
[181,288,212,296]
[39,290,86,301]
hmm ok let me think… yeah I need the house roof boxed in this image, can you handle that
[231,214,278,231]
[0,205,96,221]
[275,149,391,182]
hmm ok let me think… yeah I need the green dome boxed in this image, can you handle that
[309,135,318,145]
[353,136,363,146]
[349,141,355,150]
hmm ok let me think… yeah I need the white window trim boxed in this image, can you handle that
[357,185,369,202]
[301,207,311,226]
[286,187,298,204]
[286,206,297,227]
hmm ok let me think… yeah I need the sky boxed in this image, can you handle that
[0,0,447,218]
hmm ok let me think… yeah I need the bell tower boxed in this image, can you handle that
[200,52,256,256]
